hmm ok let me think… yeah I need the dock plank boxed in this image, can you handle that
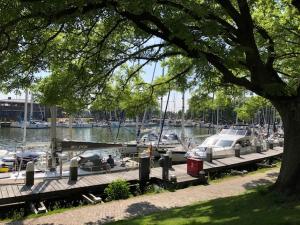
[6,185,15,198]
[0,186,9,199]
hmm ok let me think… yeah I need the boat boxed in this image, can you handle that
[138,132,181,149]
[185,126,259,160]
[11,120,49,129]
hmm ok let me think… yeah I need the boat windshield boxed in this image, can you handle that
[201,137,218,146]
[215,139,234,147]
[219,129,247,136]
[236,130,247,136]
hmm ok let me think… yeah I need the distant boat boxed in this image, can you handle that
[11,120,49,129]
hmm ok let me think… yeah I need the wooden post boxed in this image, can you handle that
[256,144,262,153]
[25,161,34,186]
[69,158,78,182]
[199,170,208,184]
[162,154,169,181]
[139,155,150,188]
[206,147,213,162]
[234,144,241,157]
[269,140,274,149]
[166,149,172,168]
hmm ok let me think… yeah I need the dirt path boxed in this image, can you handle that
[4,168,279,225]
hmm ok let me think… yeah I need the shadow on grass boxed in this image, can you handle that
[125,201,165,217]
[84,216,115,225]
[107,191,300,225]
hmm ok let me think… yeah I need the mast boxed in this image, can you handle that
[30,92,33,122]
[159,66,165,130]
[22,89,29,144]
[50,105,57,171]
[216,107,219,127]
[181,90,185,140]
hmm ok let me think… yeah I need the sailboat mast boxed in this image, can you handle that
[159,66,165,130]
[23,89,29,144]
[50,105,57,171]
[30,92,33,122]
[181,90,185,140]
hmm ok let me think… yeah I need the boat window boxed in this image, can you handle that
[237,130,247,136]
[215,140,234,147]
[201,137,218,146]
[227,129,237,135]
[219,129,229,134]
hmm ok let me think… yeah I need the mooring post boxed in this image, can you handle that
[25,161,34,186]
[162,154,169,181]
[256,140,262,153]
[268,140,274,149]
[234,143,241,157]
[69,158,78,182]
[166,149,172,168]
[206,147,213,163]
[199,170,208,185]
[139,154,150,189]
[279,140,284,147]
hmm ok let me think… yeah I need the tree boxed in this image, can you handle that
[235,96,270,123]
[1,0,300,194]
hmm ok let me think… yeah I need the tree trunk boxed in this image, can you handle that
[273,100,300,194]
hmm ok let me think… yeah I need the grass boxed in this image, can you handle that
[209,161,281,184]
[107,188,300,225]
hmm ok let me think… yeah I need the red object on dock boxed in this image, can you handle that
[187,158,203,177]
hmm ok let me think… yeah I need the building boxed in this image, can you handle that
[0,97,63,121]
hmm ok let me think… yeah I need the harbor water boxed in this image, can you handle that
[0,126,212,151]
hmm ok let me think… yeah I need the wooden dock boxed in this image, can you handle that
[0,147,283,205]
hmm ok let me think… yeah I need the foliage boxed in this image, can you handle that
[235,96,270,122]
[90,65,159,118]
[104,179,131,201]
[34,65,88,114]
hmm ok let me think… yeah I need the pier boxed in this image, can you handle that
[0,147,283,206]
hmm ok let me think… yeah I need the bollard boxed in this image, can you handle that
[162,154,169,181]
[234,143,241,157]
[256,145,262,153]
[166,149,172,168]
[139,155,150,189]
[269,140,274,149]
[199,170,208,185]
[25,161,34,186]
[170,174,177,183]
[69,158,78,182]
[262,140,267,151]
[279,141,284,147]
[169,174,177,190]
[206,147,213,163]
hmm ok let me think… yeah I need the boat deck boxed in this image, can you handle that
[0,147,283,205]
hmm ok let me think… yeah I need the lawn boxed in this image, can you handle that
[107,189,300,225]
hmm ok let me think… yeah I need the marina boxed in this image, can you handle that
[0,147,283,206]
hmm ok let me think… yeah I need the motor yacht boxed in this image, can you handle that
[186,126,259,160]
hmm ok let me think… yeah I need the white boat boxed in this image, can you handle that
[138,132,181,148]
[186,126,259,160]
[11,121,49,129]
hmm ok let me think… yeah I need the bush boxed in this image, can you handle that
[104,179,131,201]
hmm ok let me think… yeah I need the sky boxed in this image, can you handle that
[0,63,190,113]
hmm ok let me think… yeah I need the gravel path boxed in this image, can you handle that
[4,168,279,225]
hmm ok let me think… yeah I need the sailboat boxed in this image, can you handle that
[11,92,49,129]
